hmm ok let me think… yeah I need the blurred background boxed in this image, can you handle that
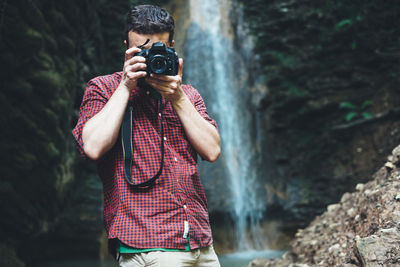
[1,0,399,266]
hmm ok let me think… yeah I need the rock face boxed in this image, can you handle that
[0,0,169,265]
[248,144,400,267]
[237,0,400,226]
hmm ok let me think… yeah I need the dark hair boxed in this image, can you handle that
[125,5,175,47]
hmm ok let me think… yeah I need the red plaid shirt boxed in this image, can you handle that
[72,72,218,253]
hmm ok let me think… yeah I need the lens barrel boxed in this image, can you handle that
[149,55,168,74]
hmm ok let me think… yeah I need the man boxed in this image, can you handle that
[72,5,221,267]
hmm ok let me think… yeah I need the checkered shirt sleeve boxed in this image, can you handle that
[72,79,108,159]
[183,84,218,130]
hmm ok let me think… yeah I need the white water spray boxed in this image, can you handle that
[184,0,266,250]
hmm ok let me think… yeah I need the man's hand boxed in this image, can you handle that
[146,58,220,162]
[82,47,147,161]
[121,47,147,91]
[145,58,184,103]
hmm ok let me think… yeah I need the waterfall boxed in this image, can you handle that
[180,0,267,251]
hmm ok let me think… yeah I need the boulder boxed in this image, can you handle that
[355,228,400,267]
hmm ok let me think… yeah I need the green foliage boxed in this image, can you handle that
[0,0,69,239]
[238,0,399,125]
[361,100,373,110]
[345,111,358,122]
[335,15,361,31]
[339,102,357,110]
[335,19,353,30]
[361,111,373,119]
[339,101,374,121]
[0,0,170,262]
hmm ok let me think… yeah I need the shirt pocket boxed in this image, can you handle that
[163,112,181,127]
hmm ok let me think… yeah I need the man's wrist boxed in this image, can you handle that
[117,82,133,95]
[171,92,189,111]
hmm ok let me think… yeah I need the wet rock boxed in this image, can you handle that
[247,258,267,267]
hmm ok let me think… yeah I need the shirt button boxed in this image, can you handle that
[146,90,150,95]
[183,205,187,209]
[164,137,167,141]
[158,113,162,117]
[174,157,177,162]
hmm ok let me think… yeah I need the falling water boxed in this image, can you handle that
[181,0,266,250]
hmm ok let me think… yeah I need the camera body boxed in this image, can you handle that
[136,42,179,76]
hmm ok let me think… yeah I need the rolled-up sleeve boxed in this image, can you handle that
[184,85,218,130]
[72,79,108,159]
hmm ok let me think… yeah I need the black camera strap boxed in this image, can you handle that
[121,98,165,188]
[137,39,150,49]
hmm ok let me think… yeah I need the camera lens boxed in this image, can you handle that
[149,55,167,74]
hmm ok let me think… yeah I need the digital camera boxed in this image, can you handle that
[136,42,179,76]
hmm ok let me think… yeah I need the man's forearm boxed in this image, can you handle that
[172,94,221,162]
[140,58,220,162]
[82,84,131,160]
[81,46,147,160]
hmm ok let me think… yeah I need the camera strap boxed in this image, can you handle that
[121,99,165,188]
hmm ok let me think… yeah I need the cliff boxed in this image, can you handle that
[248,144,400,267]
[238,0,400,226]
[0,0,168,265]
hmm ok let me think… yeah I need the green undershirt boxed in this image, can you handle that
[118,237,191,253]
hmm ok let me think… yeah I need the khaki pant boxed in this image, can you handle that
[118,245,221,267]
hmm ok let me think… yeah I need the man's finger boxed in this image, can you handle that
[145,78,163,88]
[126,56,146,66]
[125,47,141,61]
[128,71,147,80]
[178,58,183,77]
[149,74,175,82]
[126,63,147,73]
[146,79,173,92]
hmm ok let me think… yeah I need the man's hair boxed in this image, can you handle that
[125,5,175,47]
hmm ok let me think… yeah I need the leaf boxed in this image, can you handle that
[361,100,373,109]
[346,112,358,121]
[361,112,373,119]
[335,19,352,30]
[339,102,356,109]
